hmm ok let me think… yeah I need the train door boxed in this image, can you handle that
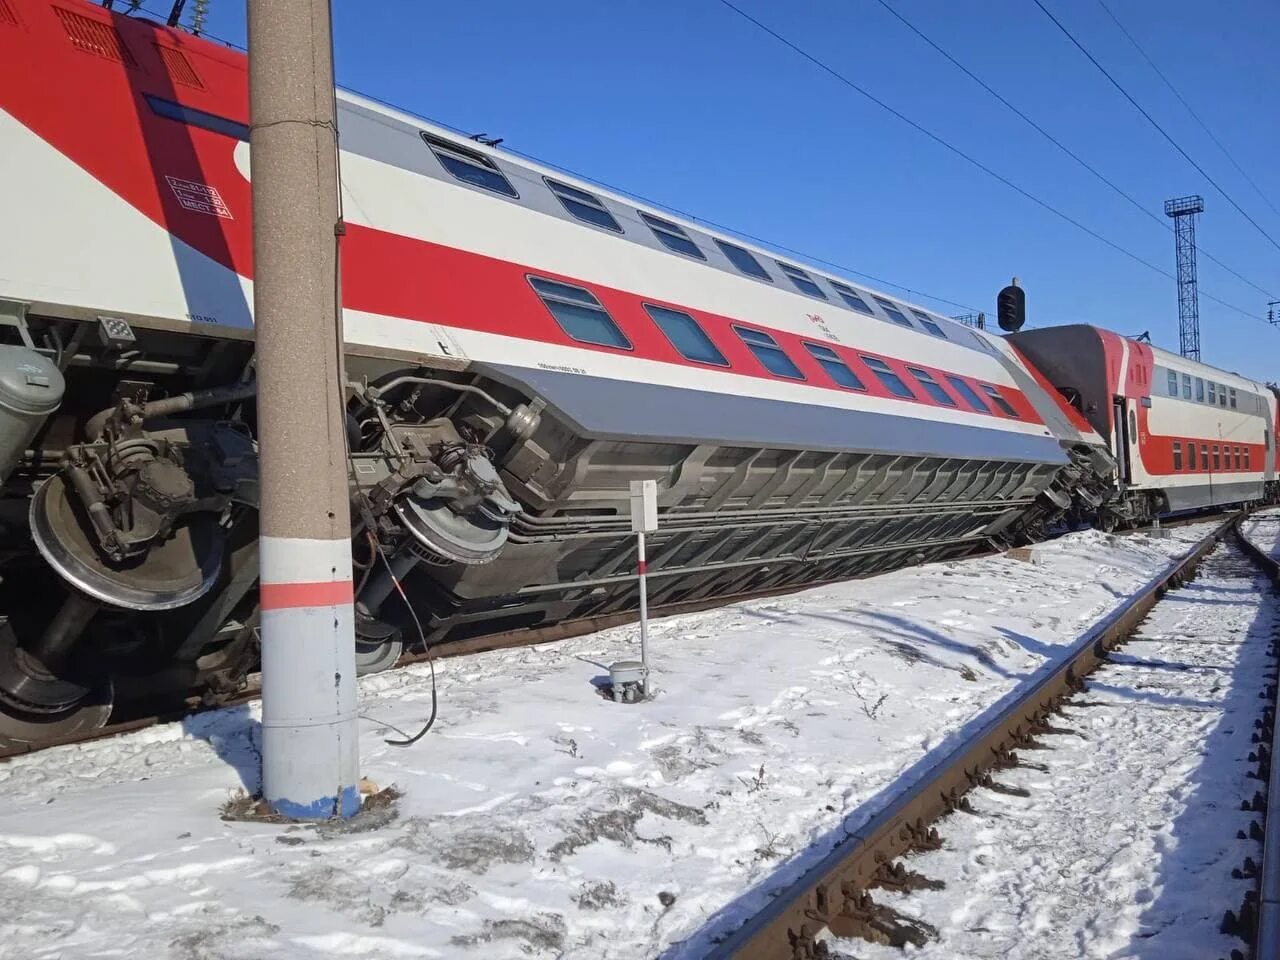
[1113,396,1132,485]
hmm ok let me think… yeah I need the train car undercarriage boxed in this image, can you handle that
[0,306,1112,746]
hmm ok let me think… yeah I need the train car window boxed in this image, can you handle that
[873,297,912,327]
[715,240,772,281]
[804,343,865,390]
[144,94,250,141]
[907,368,956,406]
[828,280,875,315]
[528,277,630,349]
[910,310,947,338]
[981,383,1019,417]
[544,178,621,232]
[1182,373,1192,399]
[861,356,915,399]
[644,304,728,366]
[776,262,828,300]
[421,132,518,198]
[1230,388,1238,409]
[1246,448,1252,469]
[1201,444,1209,466]
[1172,442,1182,471]
[1236,447,1242,469]
[734,326,805,379]
[1213,446,1221,470]
[1208,381,1217,404]
[1220,390,1227,407]
[1188,443,1197,470]
[1167,370,1178,396]
[639,213,706,260]
[1195,378,1205,402]
[945,375,990,412]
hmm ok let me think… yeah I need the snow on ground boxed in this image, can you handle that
[836,539,1272,960]
[0,524,1220,960]
[1242,508,1280,560]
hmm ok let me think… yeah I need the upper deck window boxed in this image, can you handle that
[981,383,1019,417]
[911,310,947,338]
[945,375,990,412]
[645,304,727,366]
[1167,370,1178,396]
[640,213,706,260]
[777,262,828,300]
[715,240,772,281]
[544,178,621,232]
[804,343,865,390]
[908,368,956,406]
[735,326,804,379]
[528,277,629,349]
[861,356,915,399]
[1208,381,1217,404]
[828,280,874,315]
[1195,377,1205,402]
[1182,373,1192,399]
[421,132,517,198]
[874,296,912,327]
[1230,388,1238,409]
[145,95,249,141]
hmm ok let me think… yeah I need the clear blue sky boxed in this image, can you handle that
[194,0,1280,381]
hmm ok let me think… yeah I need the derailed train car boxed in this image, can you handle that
[0,1,1176,744]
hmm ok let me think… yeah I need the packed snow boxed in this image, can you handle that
[836,538,1272,960]
[0,523,1223,959]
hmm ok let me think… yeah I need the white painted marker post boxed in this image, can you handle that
[629,480,658,697]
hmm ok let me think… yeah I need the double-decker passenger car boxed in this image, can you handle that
[0,0,1178,744]
[1011,325,1278,529]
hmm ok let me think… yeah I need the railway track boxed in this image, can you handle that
[704,510,1279,959]
[0,509,1243,763]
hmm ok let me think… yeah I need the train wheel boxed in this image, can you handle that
[354,612,403,676]
[0,628,112,749]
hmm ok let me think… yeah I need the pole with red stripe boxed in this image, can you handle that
[249,0,360,820]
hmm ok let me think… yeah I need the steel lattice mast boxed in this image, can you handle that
[1164,195,1205,361]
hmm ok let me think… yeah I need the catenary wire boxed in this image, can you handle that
[873,0,1277,301]
[1032,0,1280,255]
[1094,0,1280,224]
[711,0,1270,325]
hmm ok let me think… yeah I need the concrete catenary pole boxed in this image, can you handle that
[247,0,360,820]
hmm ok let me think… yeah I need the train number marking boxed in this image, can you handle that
[807,313,837,341]
[165,175,233,219]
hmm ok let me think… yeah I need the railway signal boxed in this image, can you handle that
[997,279,1026,332]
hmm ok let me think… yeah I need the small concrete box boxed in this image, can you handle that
[629,479,657,533]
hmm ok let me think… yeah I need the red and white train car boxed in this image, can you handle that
[1012,325,1278,527]
[0,1,1169,743]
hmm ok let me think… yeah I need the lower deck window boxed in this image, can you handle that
[1213,446,1221,470]
[981,384,1019,417]
[945,375,990,412]
[645,304,727,366]
[1235,447,1242,469]
[734,326,804,379]
[528,277,630,349]
[1246,448,1252,469]
[805,343,865,390]
[861,356,915,399]
[1201,444,1209,467]
[1172,441,1182,471]
[1188,443,1197,470]
[907,367,956,406]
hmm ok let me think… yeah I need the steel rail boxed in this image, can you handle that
[1230,518,1280,959]
[703,512,1240,959]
